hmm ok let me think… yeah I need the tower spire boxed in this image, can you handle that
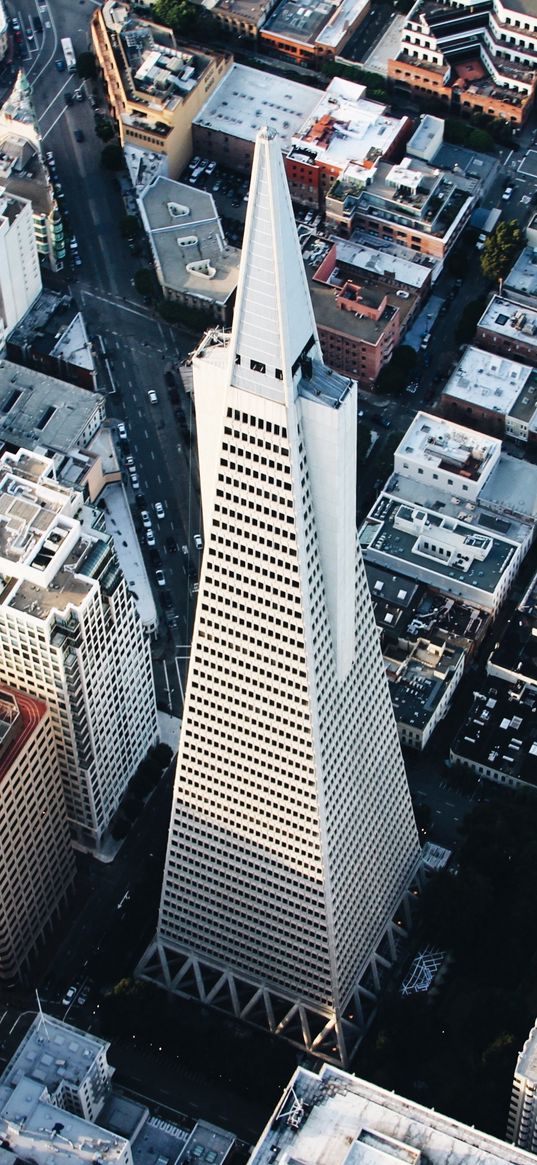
[228,126,320,407]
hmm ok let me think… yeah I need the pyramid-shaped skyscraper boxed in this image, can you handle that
[139,127,421,1065]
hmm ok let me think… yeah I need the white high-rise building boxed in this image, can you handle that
[0,448,158,853]
[0,686,75,983]
[0,188,42,348]
[139,128,421,1064]
[507,1021,537,1150]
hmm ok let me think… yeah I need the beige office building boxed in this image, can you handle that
[92,2,231,177]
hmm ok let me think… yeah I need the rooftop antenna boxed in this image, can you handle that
[36,989,51,1038]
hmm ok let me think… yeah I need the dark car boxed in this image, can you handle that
[162,590,173,611]
[34,16,43,32]
[55,58,66,70]
[65,92,73,106]
[165,536,178,554]
[74,129,84,142]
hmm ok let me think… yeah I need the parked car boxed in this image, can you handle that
[154,502,165,519]
[62,985,77,1006]
[155,568,166,587]
[55,58,66,70]
[117,422,127,440]
[146,528,156,547]
[130,474,140,491]
[141,510,152,529]
[74,129,84,142]
[502,186,513,201]
[194,533,203,550]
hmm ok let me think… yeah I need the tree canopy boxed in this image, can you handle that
[153,0,197,31]
[76,51,97,79]
[376,344,417,395]
[480,219,524,283]
[101,142,124,170]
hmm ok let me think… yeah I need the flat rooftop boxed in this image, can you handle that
[193,63,319,149]
[290,77,406,171]
[132,1114,188,1165]
[452,681,537,785]
[263,0,337,45]
[100,2,217,116]
[179,1120,235,1165]
[352,228,441,279]
[385,639,464,731]
[0,450,118,622]
[0,359,104,452]
[442,346,534,418]
[249,1064,537,1165]
[478,295,537,348]
[365,563,489,648]
[1,1013,109,1094]
[139,176,239,305]
[305,237,416,346]
[360,491,519,598]
[7,291,98,384]
[396,412,500,482]
[350,158,470,239]
[329,237,432,290]
[0,1078,127,1165]
[102,482,157,633]
[503,245,537,301]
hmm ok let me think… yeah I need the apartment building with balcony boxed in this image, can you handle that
[284,78,411,209]
[0,686,75,982]
[0,448,158,854]
[326,155,473,259]
[388,0,537,126]
[91,1,231,178]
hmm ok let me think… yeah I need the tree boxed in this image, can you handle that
[152,742,173,767]
[76,51,97,79]
[376,344,417,395]
[455,294,489,344]
[134,268,154,297]
[101,142,124,170]
[154,0,196,31]
[481,220,524,283]
[120,214,139,239]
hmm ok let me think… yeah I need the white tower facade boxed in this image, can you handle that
[0,189,42,348]
[140,128,421,1063]
[0,449,158,854]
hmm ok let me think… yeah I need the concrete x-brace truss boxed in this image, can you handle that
[136,883,420,1068]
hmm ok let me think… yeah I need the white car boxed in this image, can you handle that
[125,456,135,469]
[155,568,166,587]
[155,502,165,519]
[117,422,127,440]
[131,474,140,491]
[62,985,77,1006]
[502,186,513,201]
[194,533,203,550]
[141,510,152,529]
[148,390,158,405]
[146,528,156,547]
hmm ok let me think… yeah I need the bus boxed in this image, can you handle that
[61,37,76,71]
